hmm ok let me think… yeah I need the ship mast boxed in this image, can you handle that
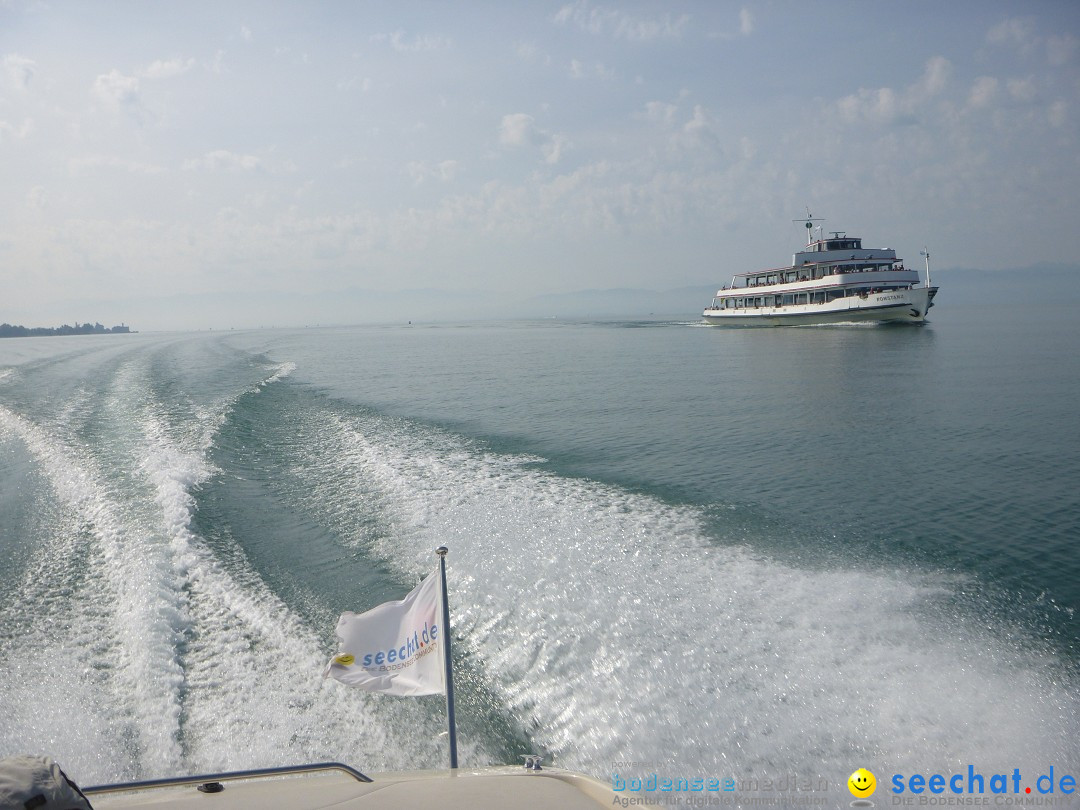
[793,208,825,246]
[920,247,932,287]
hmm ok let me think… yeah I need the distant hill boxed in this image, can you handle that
[0,322,132,338]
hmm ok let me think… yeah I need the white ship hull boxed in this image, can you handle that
[703,286,937,326]
[703,219,940,327]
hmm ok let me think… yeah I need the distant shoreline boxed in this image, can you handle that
[0,322,133,338]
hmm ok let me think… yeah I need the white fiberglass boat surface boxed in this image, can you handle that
[83,761,618,810]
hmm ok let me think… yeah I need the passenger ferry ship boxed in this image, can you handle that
[703,215,938,326]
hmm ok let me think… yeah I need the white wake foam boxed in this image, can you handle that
[285,404,1080,782]
[0,356,456,783]
[0,405,186,778]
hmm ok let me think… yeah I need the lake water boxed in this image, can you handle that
[2,270,1078,803]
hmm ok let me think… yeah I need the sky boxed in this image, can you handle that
[2,0,1079,329]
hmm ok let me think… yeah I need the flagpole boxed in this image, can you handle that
[435,546,458,769]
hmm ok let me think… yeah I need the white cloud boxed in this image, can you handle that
[93,69,140,107]
[69,155,167,174]
[0,117,33,142]
[27,186,46,211]
[437,160,460,181]
[3,53,35,90]
[542,135,567,165]
[737,136,757,162]
[683,104,709,136]
[1048,100,1067,127]
[554,1,689,42]
[837,86,911,126]
[406,160,460,185]
[240,25,252,42]
[915,56,951,98]
[644,101,678,126]
[140,58,195,79]
[516,42,550,65]
[968,76,998,109]
[677,104,722,155]
[835,57,952,126]
[739,8,754,36]
[498,113,568,165]
[987,18,1038,55]
[963,71,1041,116]
[704,7,755,41]
[1046,34,1077,67]
[183,150,261,171]
[568,59,614,80]
[371,30,451,52]
[337,76,371,92]
[499,113,535,146]
[640,99,722,159]
[1006,77,1037,103]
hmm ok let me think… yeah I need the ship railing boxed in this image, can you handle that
[83,762,373,796]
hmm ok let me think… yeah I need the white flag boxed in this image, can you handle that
[324,571,445,696]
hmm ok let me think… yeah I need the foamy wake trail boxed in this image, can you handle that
[0,360,454,784]
[121,360,452,778]
[290,406,1080,780]
[0,404,185,778]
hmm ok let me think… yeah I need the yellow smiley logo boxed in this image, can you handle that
[848,768,876,797]
[333,654,355,666]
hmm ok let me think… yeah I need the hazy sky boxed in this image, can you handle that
[2,1,1078,329]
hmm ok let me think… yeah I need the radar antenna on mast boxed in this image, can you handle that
[793,208,825,245]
